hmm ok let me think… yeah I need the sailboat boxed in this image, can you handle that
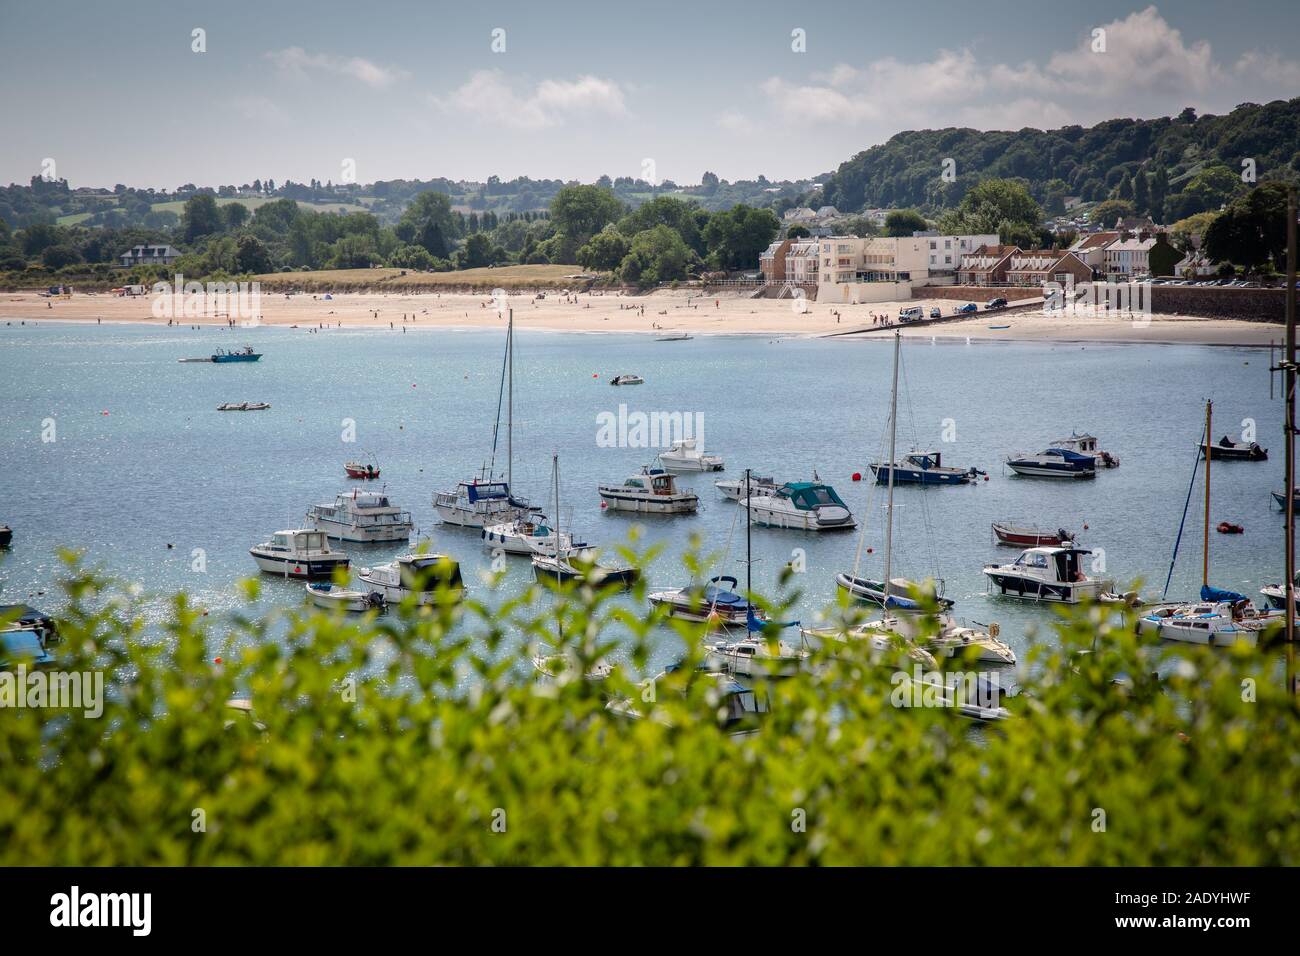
[531,453,639,587]
[1138,400,1278,646]
[433,308,538,529]
[702,469,809,676]
[825,333,1016,666]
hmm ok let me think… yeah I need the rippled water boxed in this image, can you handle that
[0,319,1287,672]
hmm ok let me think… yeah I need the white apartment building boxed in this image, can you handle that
[816,236,930,303]
[784,240,821,285]
[916,233,998,273]
[1104,237,1157,277]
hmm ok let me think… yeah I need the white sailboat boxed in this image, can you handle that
[532,453,639,586]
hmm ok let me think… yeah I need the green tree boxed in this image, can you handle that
[1165,165,1242,220]
[785,224,812,240]
[41,244,82,269]
[701,204,779,271]
[390,244,436,270]
[883,209,928,237]
[328,234,380,269]
[577,228,630,272]
[461,233,494,269]
[550,185,623,249]
[1133,172,1150,215]
[181,194,223,243]
[223,202,251,231]
[234,234,272,274]
[1168,211,1219,252]
[398,191,457,260]
[939,179,1042,235]
[618,225,691,286]
[1089,199,1136,228]
[1204,181,1291,272]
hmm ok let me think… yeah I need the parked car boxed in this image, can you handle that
[987,297,1008,310]
[929,307,942,319]
[955,302,979,314]
[898,306,923,322]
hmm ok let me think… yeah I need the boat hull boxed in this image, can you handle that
[870,464,972,485]
[306,584,384,613]
[598,490,698,514]
[1006,462,1095,479]
[308,515,413,543]
[747,505,855,531]
[991,524,1072,547]
[1136,616,1258,647]
[250,550,349,579]
[834,573,953,611]
[212,354,261,363]
[983,570,1104,604]
[434,502,533,529]
[1203,444,1267,462]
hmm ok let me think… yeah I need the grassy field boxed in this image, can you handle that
[248,263,593,291]
[149,196,370,216]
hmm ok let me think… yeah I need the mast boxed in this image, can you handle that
[1286,187,1297,695]
[1203,400,1211,589]
[552,451,560,549]
[507,308,514,489]
[882,332,900,608]
[745,468,752,600]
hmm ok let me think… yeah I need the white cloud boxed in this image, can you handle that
[430,70,628,130]
[761,5,1299,134]
[266,47,406,89]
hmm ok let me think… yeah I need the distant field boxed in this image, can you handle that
[249,263,592,291]
[56,212,94,225]
[149,197,370,216]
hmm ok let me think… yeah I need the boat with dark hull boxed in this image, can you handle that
[212,346,262,363]
[983,546,1110,603]
[869,451,984,485]
[991,521,1075,547]
[1201,436,1267,461]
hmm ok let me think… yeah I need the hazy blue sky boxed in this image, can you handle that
[1,0,1296,189]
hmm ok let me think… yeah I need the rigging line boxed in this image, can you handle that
[850,399,893,580]
[1162,413,1209,601]
[487,321,510,477]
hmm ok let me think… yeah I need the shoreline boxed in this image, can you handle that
[1,289,1283,347]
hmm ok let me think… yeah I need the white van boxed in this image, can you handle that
[898,306,923,322]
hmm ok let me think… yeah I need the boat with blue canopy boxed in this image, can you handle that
[869,450,984,485]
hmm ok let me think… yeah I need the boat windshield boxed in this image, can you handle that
[1016,552,1049,569]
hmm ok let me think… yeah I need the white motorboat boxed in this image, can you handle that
[703,636,808,677]
[821,614,1016,665]
[609,374,644,386]
[533,454,639,586]
[531,653,613,682]
[481,514,586,556]
[648,575,765,627]
[1050,432,1119,468]
[249,529,349,579]
[1137,594,1274,647]
[1260,573,1299,612]
[656,439,724,472]
[1005,448,1097,478]
[835,573,954,612]
[606,671,766,733]
[307,489,414,543]
[741,481,856,531]
[799,622,938,669]
[356,553,465,605]
[599,467,699,514]
[434,478,537,529]
[714,474,779,501]
[983,546,1110,603]
[304,582,385,613]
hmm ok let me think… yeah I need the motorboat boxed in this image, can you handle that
[741,481,856,531]
[307,489,414,543]
[356,553,465,605]
[1005,448,1096,479]
[304,582,385,613]
[1137,588,1276,647]
[599,467,699,515]
[606,671,766,733]
[703,635,809,677]
[531,653,613,682]
[345,460,381,479]
[714,475,779,501]
[0,525,10,548]
[1051,432,1119,468]
[481,514,585,556]
[991,521,1074,547]
[249,529,349,579]
[434,478,537,529]
[531,549,640,588]
[211,346,261,363]
[609,374,644,386]
[1260,573,1299,612]
[827,614,1015,665]
[1201,435,1267,462]
[1272,488,1300,510]
[217,402,270,411]
[648,575,765,627]
[983,546,1110,603]
[869,450,984,485]
[655,333,693,342]
[799,622,938,669]
[0,604,58,647]
[656,439,724,472]
[1,626,56,668]
[834,573,954,612]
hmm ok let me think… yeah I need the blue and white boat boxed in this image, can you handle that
[1005,447,1096,479]
[211,346,261,363]
[869,450,984,485]
[249,529,349,579]
[649,575,764,627]
[741,481,856,531]
[1138,587,1273,647]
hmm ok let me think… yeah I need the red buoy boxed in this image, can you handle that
[851,472,862,482]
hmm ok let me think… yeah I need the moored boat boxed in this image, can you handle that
[991,521,1075,547]
[599,467,699,515]
[1137,590,1275,647]
[345,460,381,479]
[714,474,779,501]
[217,402,270,411]
[1201,435,1267,461]
[1005,448,1096,479]
[656,439,724,472]
[609,374,644,385]
[983,546,1110,603]
[741,481,856,531]
[869,450,984,485]
[249,529,349,579]
[305,582,385,613]
[482,514,585,556]
[1051,432,1119,468]
[356,553,465,605]
[307,489,414,543]
[1271,488,1300,510]
[1260,573,1299,612]
[648,575,764,627]
[0,525,11,548]
[435,478,538,529]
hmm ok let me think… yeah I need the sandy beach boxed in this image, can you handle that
[0,288,1282,346]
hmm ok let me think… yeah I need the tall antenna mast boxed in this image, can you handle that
[1203,400,1211,589]
[882,332,900,610]
[507,307,514,489]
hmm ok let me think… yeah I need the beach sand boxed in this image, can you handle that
[0,288,1282,347]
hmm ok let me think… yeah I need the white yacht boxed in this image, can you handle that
[481,514,585,556]
[434,478,537,530]
[249,530,349,579]
[307,490,414,543]
[1050,432,1119,468]
[357,553,465,605]
[1005,448,1097,479]
[703,636,808,677]
[714,474,779,501]
[983,546,1110,603]
[656,439,724,472]
[609,374,644,386]
[599,467,699,514]
[741,481,856,531]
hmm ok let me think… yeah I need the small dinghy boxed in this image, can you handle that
[991,521,1074,547]
[305,582,385,613]
[345,460,381,479]
[609,373,644,386]
[217,402,270,411]
[1201,435,1267,462]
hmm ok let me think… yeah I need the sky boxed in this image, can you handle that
[1,0,1297,190]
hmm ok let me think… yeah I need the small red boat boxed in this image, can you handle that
[992,521,1074,547]
[344,461,380,480]
[1215,521,1243,535]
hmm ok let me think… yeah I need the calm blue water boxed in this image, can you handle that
[0,319,1286,671]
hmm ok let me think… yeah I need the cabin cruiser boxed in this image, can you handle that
[481,514,586,556]
[433,478,538,529]
[249,530,349,579]
[648,576,764,627]
[1005,448,1096,479]
[1051,432,1118,468]
[1201,435,1267,462]
[741,481,856,531]
[983,546,1110,603]
[356,553,464,605]
[531,548,639,587]
[869,451,984,485]
[991,521,1074,547]
[835,573,954,612]
[818,613,1015,665]
[703,635,809,677]
[307,490,414,543]
[714,474,779,501]
[609,374,644,386]
[1261,573,1299,612]
[304,582,385,613]
[656,439,724,472]
[1138,588,1276,646]
[599,467,699,514]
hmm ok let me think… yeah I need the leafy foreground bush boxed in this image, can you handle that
[1,552,1297,866]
